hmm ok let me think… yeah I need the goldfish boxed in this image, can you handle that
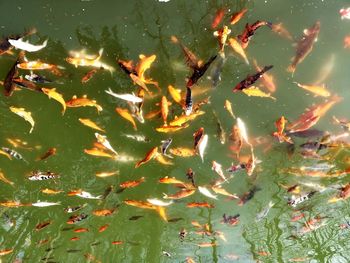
[84,148,117,159]
[230,8,248,25]
[120,177,145,188]
[163,189,196,200]
[228,37,249,64]
[81,69,98,83]
[224,100,235,118]
[105,88,143,103]
[238,20,272,49]
[169,147,196,157]
[9,106,35,133]
[78,118,105,132]
[135,146,159,168]
[233,66,273,92]
[95,171,119,178]
[66,95,103,112]
[35,221,51,231]
[0,170,14,185]
[213,25,231,53]
[156,123,189,133]
[212,8,225,29]
[17,60,62,76]
[111,241,123,245]
[272,116,293,144]
[187,202,214,208]
[98,224,109,232]
[169,111,205,126]
[9,38,48,52]
[66,48,114,73]
[41,188,63,194]
[160,96,169,125]
[135,54,159,89]
[36,147,57,161]
[293,82,330,97]
[287,21,320,74]
[95,133,118,155]
[92,209,115,216]
[271,23,293,41]
[3,58,19,96]
[116,107,137,130]
[340,7,350,19]
[74,227,89,233]
[212,186,238,199]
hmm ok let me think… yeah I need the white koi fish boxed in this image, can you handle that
[147,198,173,206]
[95,133,118,155]
[197,134,208,163]
[76,191,102,200]
[31,201,61,207]
[8,38,48,52]
[105,88,143,103]
[198,186,218,200]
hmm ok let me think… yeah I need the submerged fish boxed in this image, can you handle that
[1,147,27,163]
[9,106,35,133]
[95,133,118,155]
[233,66,273,92]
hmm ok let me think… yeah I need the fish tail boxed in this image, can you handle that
[42,39,48,47]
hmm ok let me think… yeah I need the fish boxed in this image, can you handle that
[208,52,226,87]
[67,213,88,224]
[242,86,276,100]
[253,59,276,92]
[9,106,35,133]
[0,201,28,207]
[122,134,150,142]
[184,87,193,116]
[95,171,119,178]
[66,48,115,73]
[226,163,246,173]
[0,170,14,185]
[193,127,204,149]
[66,95,103,113]
[41,88,66,114]
[12,76,39,91]
[212,186,238,199]
[168,85,183,105]
[344,36,350,48]
[222,213,240,226]
[238,20,272,49]
[81,69,98,83]
[92,209,115,216]
[156,123,189,133]
[186,55,217,88]
[8,38,48,52]
[70,190,102,200]
[120,177,145,188]
[236,118,250,146]
[95,133,118,155]
[6,138,33,150]
[1,147,27,162]
[116,107,137,130]
[287,21,320,74]
[187,202,214,208]
[255,201,274,222]
[238,186,260,205]
[3,58,19,96]
[212,8,225,29]
[169,111,205,126]
[74,227,89,233]
[198,186,217,199]
[228,37,249,64]
[169,147,196,157]
[159,176,194,189]
[35,221,51,231]
[288,191,317,207]
[212,161,227,181]
[197,134,208,162]
[135,146,159,168]
[271,23,293,40]
[224,100,235,118]
[41,188,63,194]
[105,88,143,103]
[0,249,13,256]
[24,73,52,84]
[213,25,231,53]
[111,241,123,245]
[213,112,226,144]
[160,138,172,156]
[230,8,248,25]
[163,189,196,200]
[84,148,117,159]
[160,96,169,125]
[340,7,350,19]
[129,215,144,221]
[31,201,61,207]
[124,200,156,210]
[135,54,159,89]
[28,171,59,181]
[233,65,273,92]
[17,60,62,76]
[64,204,86,213]
[146,198,173,207]
[98,224,109,232]
[272,116,293,144]
[36,147,56,161]
[293,82,330,97]
[78,118,105,132]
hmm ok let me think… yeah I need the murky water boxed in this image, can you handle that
[0,0,350,262]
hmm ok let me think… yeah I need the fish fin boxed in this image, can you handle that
[42,39,48,47]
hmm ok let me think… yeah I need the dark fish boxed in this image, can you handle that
[287,21,320,74]
[186,168,195,187]
[208,52,225,88]
[64,204,86,213]
[129,215,144,221]
[300,141,327,152]
[184,87,193,116]
[28,171,59,181]
[161,138,172,156]
[213,111,226,144]
[117,59,137,75]
[238,20,272,49]
[179,228,187,241]
[288,191,317,207]
[186,55,217,87]
[238,186,260,205]
[67,213,88,224]
[12,77,40,91]
[66,249,82,253]
[36,147,57,161]
[226,163,246,173]
[233,65,273,92]
[61,226,74,231]
[1,147,27,163]
[287,129,326,138]
[3,59,19,96]
[222,213,240,225]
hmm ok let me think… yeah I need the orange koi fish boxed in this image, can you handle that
[293,82,330,97]
[17,60,62,76]
[135,146,159,168]
[84,148,117,159]
[92,209,115,216]
[212,8,225,29]
[41,188,63,194]
[169,147,196,157]
[41,88,66,114]
[98,224,109,232]
[272,116,292,144]
[95,171,119,178]
[78,118,105,132]
[187,202,214,208]
[36,147,57,161]
[156,123,189,133]
[82,69,98,83]
[159,176,193,189]
[111,241,123,245]
[169,111,205,126]
[135,54,159,89]
[120,177,145,188]
[74,228,89,233]
[214,25,231,53]
[168,85,183,105]
[230,8,248,25]
[163,189,196,200]
[115,107,137,130]
[66,95,103,113]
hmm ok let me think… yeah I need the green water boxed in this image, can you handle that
[0,0,350,262]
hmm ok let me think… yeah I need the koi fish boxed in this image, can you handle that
[238,186,260,205]
[224,100,235,118]
[41,188,63,194]
[213,25,231,53]
[0,170,14,185]
[236,118,250,146]
[71,190,102,200]
[35,220,51,231]
[288,191,316,207]
[222,213,240,225]
[122,133,150,142]
[198,186,217,199]
[99,224,109,232]
[169,111,205,126]
[84,148,117,159]
[17,60,62,76]
[3,58,19,96]
[12,76,39,91]
[340,8,350,19]
[156,123,189,133]
[293,82,330,97]
[272,116,293,144]
[124,200,156,210]
[160,138,172,156]
[271,23,293,41]
[212,8,225,29]
[233,65,273,92]
[9,106,35,133]
[208,52,226,87]
[159,176,193,189]
[186,55,217,88]
[197,134,208,162]
[117,59,136,75]
[120,177,145,188]
[228,37,249,64]
[24,73,52,84]
[146,198,173,207]
[66,95,103,112]
[0,201,28,207]
[41,88,66,114]
[105,88,143,103]
[184,87,193,115]
[36,147,56,161]
[238,20,272,49]
[212,186,238,199]
[169,147,196,157]
[0,249,13,256]
[78,118,105,132]
[95,133,118,155]
[212,161,227,181]
[253,59,276,92]
[187,202,214,208]
[230,8,248,25]
[8,38,48,52]
[0,28,36,55]
[116,107,137,130]
[28,171,59,181]
[242,86,276,100]
[92,209,115,216]
[135,54,159,89]
[64,204,86,213]
[135,146,159,168]
[213,112,226,144]
[67,213,88,224]
[81,69,98,83]
[1,147,26,162]
[287,21,320,74]
[255,201,274,222]
[160,96,169,125]
[66,48,114,73]
[95,171,119,178]
[31,201,61,207]
[163,189,196,200]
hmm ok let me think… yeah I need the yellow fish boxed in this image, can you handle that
[41,88,66,114]
[294,82,331,97]
[9,106,35,133]
[156,123,189,133]
[228,37,249,65]
[169,111,205,126]
[66,95,103,113]
[78,118,105,132]
[0,170,14,186]
[95,171,119,178]
[115,107,137,130]
[41,188,63,194]
[168,85,183,105]
[224,100,235,119]
[242,86,276,100]
[84,148,117,159]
